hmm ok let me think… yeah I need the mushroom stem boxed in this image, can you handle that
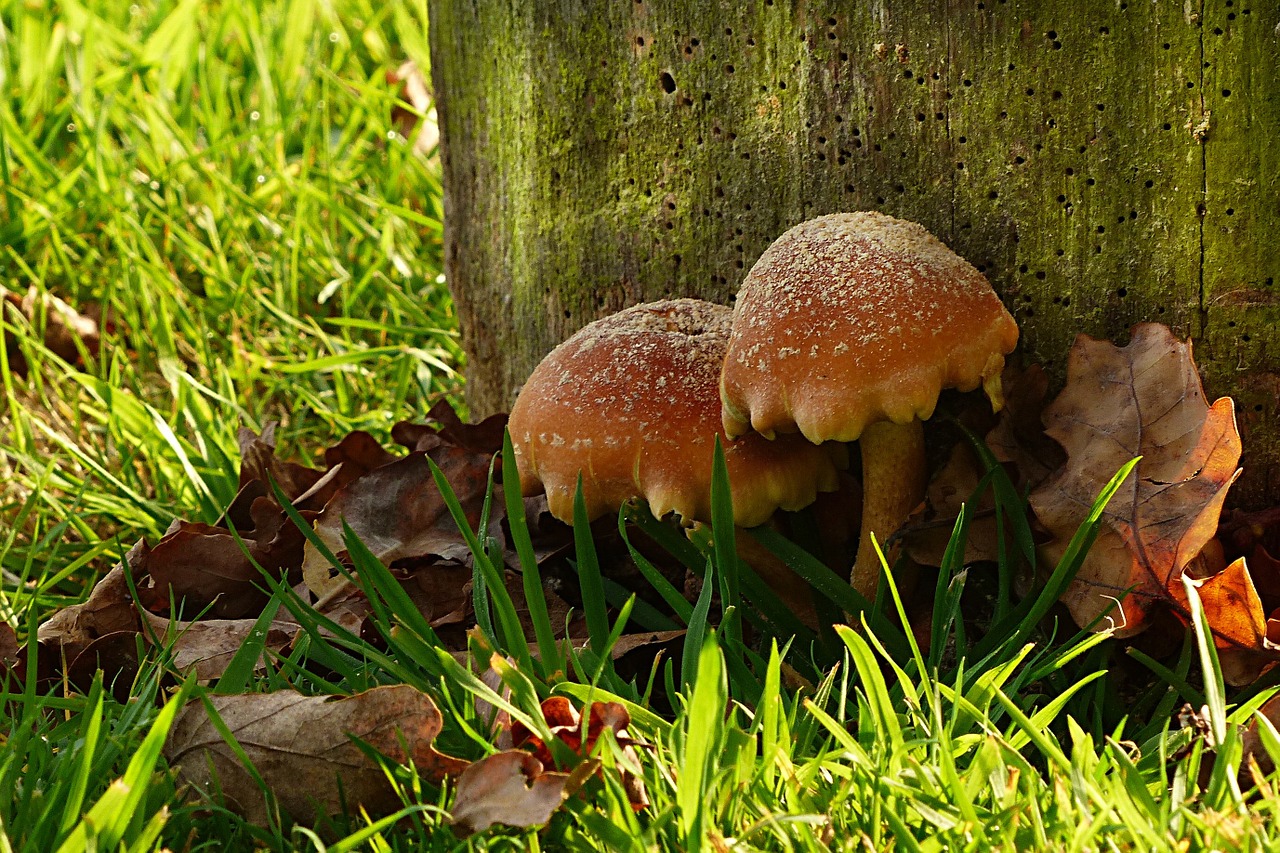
[850,418,926,601]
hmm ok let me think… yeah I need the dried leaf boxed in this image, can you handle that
[1241,693,1280,778]
[449,751,583,836]
[1043,527,1138,634]
[237,424,324,503]
[139,497,307,619]
[508,696,649,811]
[0,622,16,665]
[1218,507,1280,611]
[323,430,400,481]
[387,60,440,157]
[2,286,101,373]
[392,401,508,456]
[302,445,493,598]
[165,685,469,825]
[985,363,1064,490]
[66,631,141,703]
[609,629,686,660]
[37,560,140,661]
[1220,506,1280,562]
[142,611,300,681]
[1030,324,1266,658]
[904,442,999,567]
[1175,558,1274,685]
[407,561,475,627]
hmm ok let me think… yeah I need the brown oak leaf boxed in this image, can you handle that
[237,424,325,502]
[1029,324,1272,670]
[302,443,496,599]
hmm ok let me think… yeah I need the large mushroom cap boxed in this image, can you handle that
[721,211,1020,443]
[508,298,841,527]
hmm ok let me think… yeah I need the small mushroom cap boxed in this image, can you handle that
[508,298,841,527]
[721,212,1020,443]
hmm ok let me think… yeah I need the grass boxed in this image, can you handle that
[4,0,1280,850]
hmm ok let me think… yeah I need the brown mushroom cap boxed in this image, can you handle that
[721,211,1020,443]
[508,298,841,527]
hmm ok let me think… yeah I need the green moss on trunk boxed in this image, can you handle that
[430,0,1280,505]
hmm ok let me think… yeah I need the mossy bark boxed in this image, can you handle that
[429,1,1280,506]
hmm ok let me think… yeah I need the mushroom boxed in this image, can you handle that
[509,298,841,529]
[720,212,1020,600]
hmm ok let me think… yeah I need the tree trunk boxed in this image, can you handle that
[429,1,1280,507]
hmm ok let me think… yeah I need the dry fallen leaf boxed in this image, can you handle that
[1,285,101,374]
[1030,324,1274,673]
[66,631,141,703]
[395,403,509,456]
[302,410,502,598]
[1175,557,1273,685]
[388,60,440,157]
[165,684,469,825]
[0,622,17,666]
[905,364,1059,570]
[449,750,584,837]
[985,363,1064,491]
[138,496,307,619]
[142,611,300,681]
[904,441,1000,568]
[37,559,141,661]
[1218,506,1280,612]
[1241,693,1280,780]
[322,429,400,483]
[506,695,650,811]
[237,424,325,504]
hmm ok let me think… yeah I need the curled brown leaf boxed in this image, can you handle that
[1029,324,1265,665]
[508,696,650,811]
[37,559,141,661]
[449,750,585,837]
[139,497,307,619]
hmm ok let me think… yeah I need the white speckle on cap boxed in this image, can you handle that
[508,298,841,525]
[721,211,1020,442]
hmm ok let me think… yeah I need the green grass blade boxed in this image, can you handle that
[973,457,1139,663]
[502,430,561,673]
[54,679,192,853]
[212,592,283,694]
[617,511,694,624]
[677,632,726,843]
[56,677,104,839]
[709,438,742,654]
[425,456,533,673]
[1182,575,1228,746]
[835,624,904,753]
[681,561,715,689]
[572,476,611,660]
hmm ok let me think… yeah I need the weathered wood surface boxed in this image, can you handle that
[429,1,1280,506]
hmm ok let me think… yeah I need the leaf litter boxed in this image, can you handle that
[23,320,1280,827]
[27,398,664,829]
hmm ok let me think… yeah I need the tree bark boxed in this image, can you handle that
[429,1,1280,506]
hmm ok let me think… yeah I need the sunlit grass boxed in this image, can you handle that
[3,0,1280,850]
[1,0,459,617]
